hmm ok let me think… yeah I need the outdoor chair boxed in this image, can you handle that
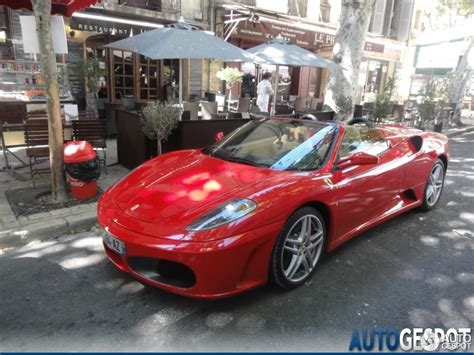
[251,101,261,114]
[72,120,108,173]
[215,94,226,112]
[200,101,227,120]
[362,102,375,118]
[294,97,309,112]
[310,97,323,111]
[392,104,405,121]
[25,111,48,121]
[236,98,251,113]
[78,110,98,120]
[204,92,216,102]
[24,119,51,183]
[183,102,200,120]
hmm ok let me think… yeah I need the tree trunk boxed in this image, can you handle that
[157,139,162,156]
[227,85,232,111]
[323,0,376,120]
[86,91,99,118]
[448,36,473,127]
[32,0,68,202]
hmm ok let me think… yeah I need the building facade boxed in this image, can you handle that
[210,0,414,104]
[0,0,418,112]
[0,0,211,111]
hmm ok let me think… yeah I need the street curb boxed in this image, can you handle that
[0,210,98,250]
[446,126,474,138]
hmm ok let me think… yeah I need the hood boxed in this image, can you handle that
[114,150,282,223]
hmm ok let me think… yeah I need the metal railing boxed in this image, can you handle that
[117,0,181,13]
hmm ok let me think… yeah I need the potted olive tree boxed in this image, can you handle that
[216,67,242,110]
[76,57,106,117]
[140,103,181,156]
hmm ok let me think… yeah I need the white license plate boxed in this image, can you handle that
[102,230,126,255]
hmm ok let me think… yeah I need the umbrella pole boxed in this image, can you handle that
[178,58,183,105]
[272,65,279,115]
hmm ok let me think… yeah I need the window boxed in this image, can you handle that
[162,59,179,102]
[320,0,331,23]
[113,50,134,99]
[339,126,390,159]
[139,55,160,100]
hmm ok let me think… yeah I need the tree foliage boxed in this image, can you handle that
[75,57,106,94]
[373,76,395,121]
[216,67,243,89]
[140,103,181,155]
[417,76,450,129]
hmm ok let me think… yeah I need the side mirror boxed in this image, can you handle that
[336,152,379,169]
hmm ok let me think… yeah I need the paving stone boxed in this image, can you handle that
[18,216,29,224]
[3,221,20,229]
[49,208,73,217]
[1,215,18,224]
[27,212,52,221]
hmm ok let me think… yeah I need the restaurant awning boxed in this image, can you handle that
[0,0,100,17]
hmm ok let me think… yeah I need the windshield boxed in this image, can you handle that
[203,119,337,172]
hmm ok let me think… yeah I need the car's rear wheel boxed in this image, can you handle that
[419,159,445,211]
[270,207,326,289]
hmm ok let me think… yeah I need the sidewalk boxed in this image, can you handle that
[0,139,129,249]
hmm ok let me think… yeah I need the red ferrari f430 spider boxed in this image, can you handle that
[98,118,449,299]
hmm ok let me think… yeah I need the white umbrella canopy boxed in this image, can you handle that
[246,37,337,68]
[246,37,341,114]
[104,18,258,104]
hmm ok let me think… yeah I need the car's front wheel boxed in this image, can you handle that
[270,207,326,289]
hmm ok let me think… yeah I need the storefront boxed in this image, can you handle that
[221,8,404,104]
[226,18,330,101]
[69,12,181,106]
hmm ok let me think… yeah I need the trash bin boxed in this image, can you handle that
[64,141,100,200]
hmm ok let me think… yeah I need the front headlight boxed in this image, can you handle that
[187,198,257,231]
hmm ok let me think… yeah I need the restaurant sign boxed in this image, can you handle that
[234,20,384,54]
[234,21,334,50]
[70,17,153,37]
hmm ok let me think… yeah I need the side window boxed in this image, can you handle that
[339,126,390,159]
[339,126,362,158]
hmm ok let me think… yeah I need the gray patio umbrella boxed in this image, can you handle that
[246,37,340,114]
[104,18,257,104]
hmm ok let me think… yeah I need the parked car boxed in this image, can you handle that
[97,117,449,299]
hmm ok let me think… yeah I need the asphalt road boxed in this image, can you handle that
[1,132,473,352]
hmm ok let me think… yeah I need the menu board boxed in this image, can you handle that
[189,59,202,98]
[66,41,85,99]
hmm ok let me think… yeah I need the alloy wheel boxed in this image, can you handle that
[281,214,324,283]
[426,164,444,207]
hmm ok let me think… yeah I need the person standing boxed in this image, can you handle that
[256,72,274,113]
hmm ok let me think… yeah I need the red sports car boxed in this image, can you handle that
[98,118,449,299]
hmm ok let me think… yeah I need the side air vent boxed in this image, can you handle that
[410,136,423,153]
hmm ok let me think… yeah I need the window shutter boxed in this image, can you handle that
[370,0,387,35]
[395,0,414,42]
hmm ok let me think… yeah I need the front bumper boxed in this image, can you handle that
[99,218,282,299]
